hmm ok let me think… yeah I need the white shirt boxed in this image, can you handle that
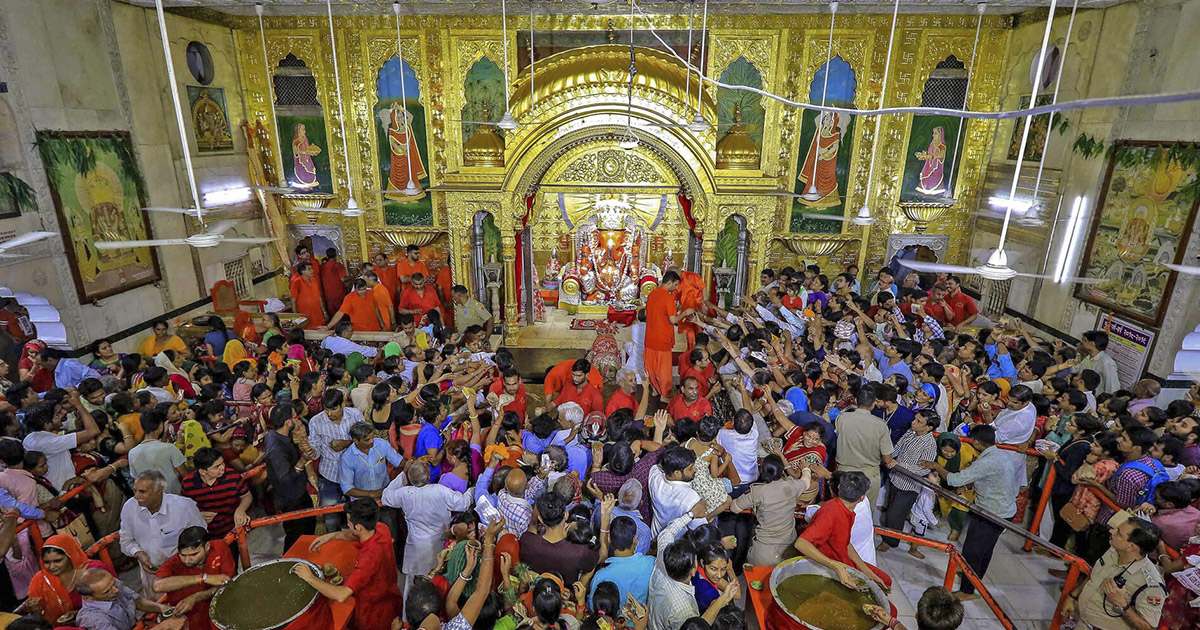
[647,514,699,630]
[22,431,77,491]
[320,335,379,358]
[137,386,180,404]
[717,426,760,483]
[118,494,206,566]
[623,322,646,374]
[993,402,1036,445]
[648,464,707,535]
[381,479,473,575]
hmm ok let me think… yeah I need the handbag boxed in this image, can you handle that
[1058,501,1092,532]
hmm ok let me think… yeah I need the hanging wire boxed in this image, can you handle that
[688,0,709,130]
[684,0,694,112]
[857,0,901,224]
[255,3,281,180]
[941,2,986,201]
[152,0,203,222]
[497,0,517,129]
[393,2,418,197]
[1029,0,1080,210]
[630,0,1200,122]
[325,0,359,213]
[621,0,638,148]
[996,0,1060,259]
[529,0,536,106]
[802,1,838,201]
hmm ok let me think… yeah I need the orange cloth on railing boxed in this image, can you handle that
[284,535,358,630]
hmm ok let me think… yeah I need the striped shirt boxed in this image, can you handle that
[889,430,937,493]
[180,468,248,538]
[308,408,364,482]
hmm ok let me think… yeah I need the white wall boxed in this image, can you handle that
[0,0,273,353]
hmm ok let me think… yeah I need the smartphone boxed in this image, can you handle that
[540,454,551,470]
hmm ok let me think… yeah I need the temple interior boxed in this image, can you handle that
[1,0,1200,629]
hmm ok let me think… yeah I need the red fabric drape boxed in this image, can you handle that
[677,191,697,233]
[510,194,535,323]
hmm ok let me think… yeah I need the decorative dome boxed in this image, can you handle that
[715,105,760,170]
[463,107,505,167]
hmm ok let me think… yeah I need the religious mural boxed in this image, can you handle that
[461,57,505,145]
[1076,142,1200,326]
[186,86,234,153]
[716,57,765,161]
[0,172,35,219]
[1007,94,1054,162]
[375,55,432,226]
[901,56,969,203]
[273,54,333,193]
[35,131,161,303]
[791,56,857,233]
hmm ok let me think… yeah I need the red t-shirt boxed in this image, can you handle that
[557,382,604,417]
[605,389,638,416]
[17,356,53,393]
[155,539,236,630]
[667,394,712,422]
[399,286,443,320]
[488,378,528,421]
[679,363,716,397]
[943,290,979,326]
[544,360,602,398]
[644,286,677,352]
[800,498,856,565]
[345,524,402,629]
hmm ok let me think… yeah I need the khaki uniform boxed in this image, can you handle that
[834,409,892,504]
[1077,548,1165,629]
[454,297,492,332]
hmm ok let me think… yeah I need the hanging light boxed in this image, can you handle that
[497,0,518,130]
[324,0,360,216]
[1024,0,1079,228]
[801,1,838,202]
[392,2,420,199]
[857,0,901,227]
[687,0,710,133]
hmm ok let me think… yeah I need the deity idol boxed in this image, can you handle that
[915,126,948,196]
[798,111,843,207]
[386,103,428,198]
[291,123,321,189]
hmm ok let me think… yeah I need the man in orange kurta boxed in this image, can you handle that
[325,279,385,332]
[364,272,394,331]
[643,271,682,400]
[543,357,603,406]
[319,249,348,315]
[397,273,444,324]
[677,270,707,352]
[373,253,399,304]
[394,245,430,290]
[289,261,326,329]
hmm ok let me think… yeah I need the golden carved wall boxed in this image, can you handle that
[230,11,1010,315]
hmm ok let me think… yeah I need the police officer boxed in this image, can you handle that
[1063,516,1166,629]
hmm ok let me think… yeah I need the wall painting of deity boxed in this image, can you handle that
[35,130,161,303]
[716,57,765,166]
[901,56,970,203]
[791,56,856,233]
[1007,94,1054,162]
[375,56,432,226]
[272,54,333,194]
[462,57,505,145]
[186,86,234,153]
[1075,141,1200,326]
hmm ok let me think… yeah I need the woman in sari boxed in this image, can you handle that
[88,339,123,377]
[935,433,977,542]
[26,534,113,625]
[915,126,948,195]
[291,123,321,190]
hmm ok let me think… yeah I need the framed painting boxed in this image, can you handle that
[186,86,234,153]
[1075,141,1200,326]
[790,56,857,233]
[900,115,964,203]
[35,130,161,303]
[375,55,433,226]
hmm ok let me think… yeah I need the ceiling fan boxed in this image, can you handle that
[0,232,56,259]
[95,220,274,251]
[1165,263,1200,277]
[899,255,1104,285]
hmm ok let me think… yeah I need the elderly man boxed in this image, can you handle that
[152,526,235,630]
[76,568,173,630]
[382,460,472,593]
[119,471,206,596]
[1063,516,1166,629]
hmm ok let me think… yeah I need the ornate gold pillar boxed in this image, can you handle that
[501,233,518,337]
[701,235,717,292]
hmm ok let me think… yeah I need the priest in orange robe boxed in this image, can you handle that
[289,262,326,330]
[677,270,707,352]
[319,248,348,315]
[364,272,394,331]
[324,279,385,332]
[643,270,683,401]
[398,273,444,324]
[394,244,430,290]
[373,252,399,304]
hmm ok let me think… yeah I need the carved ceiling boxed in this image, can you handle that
[120,0,1131,16]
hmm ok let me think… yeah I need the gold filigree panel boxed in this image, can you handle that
[549,149,670,186]
[445,33,505,173]
[710,32,783,177]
